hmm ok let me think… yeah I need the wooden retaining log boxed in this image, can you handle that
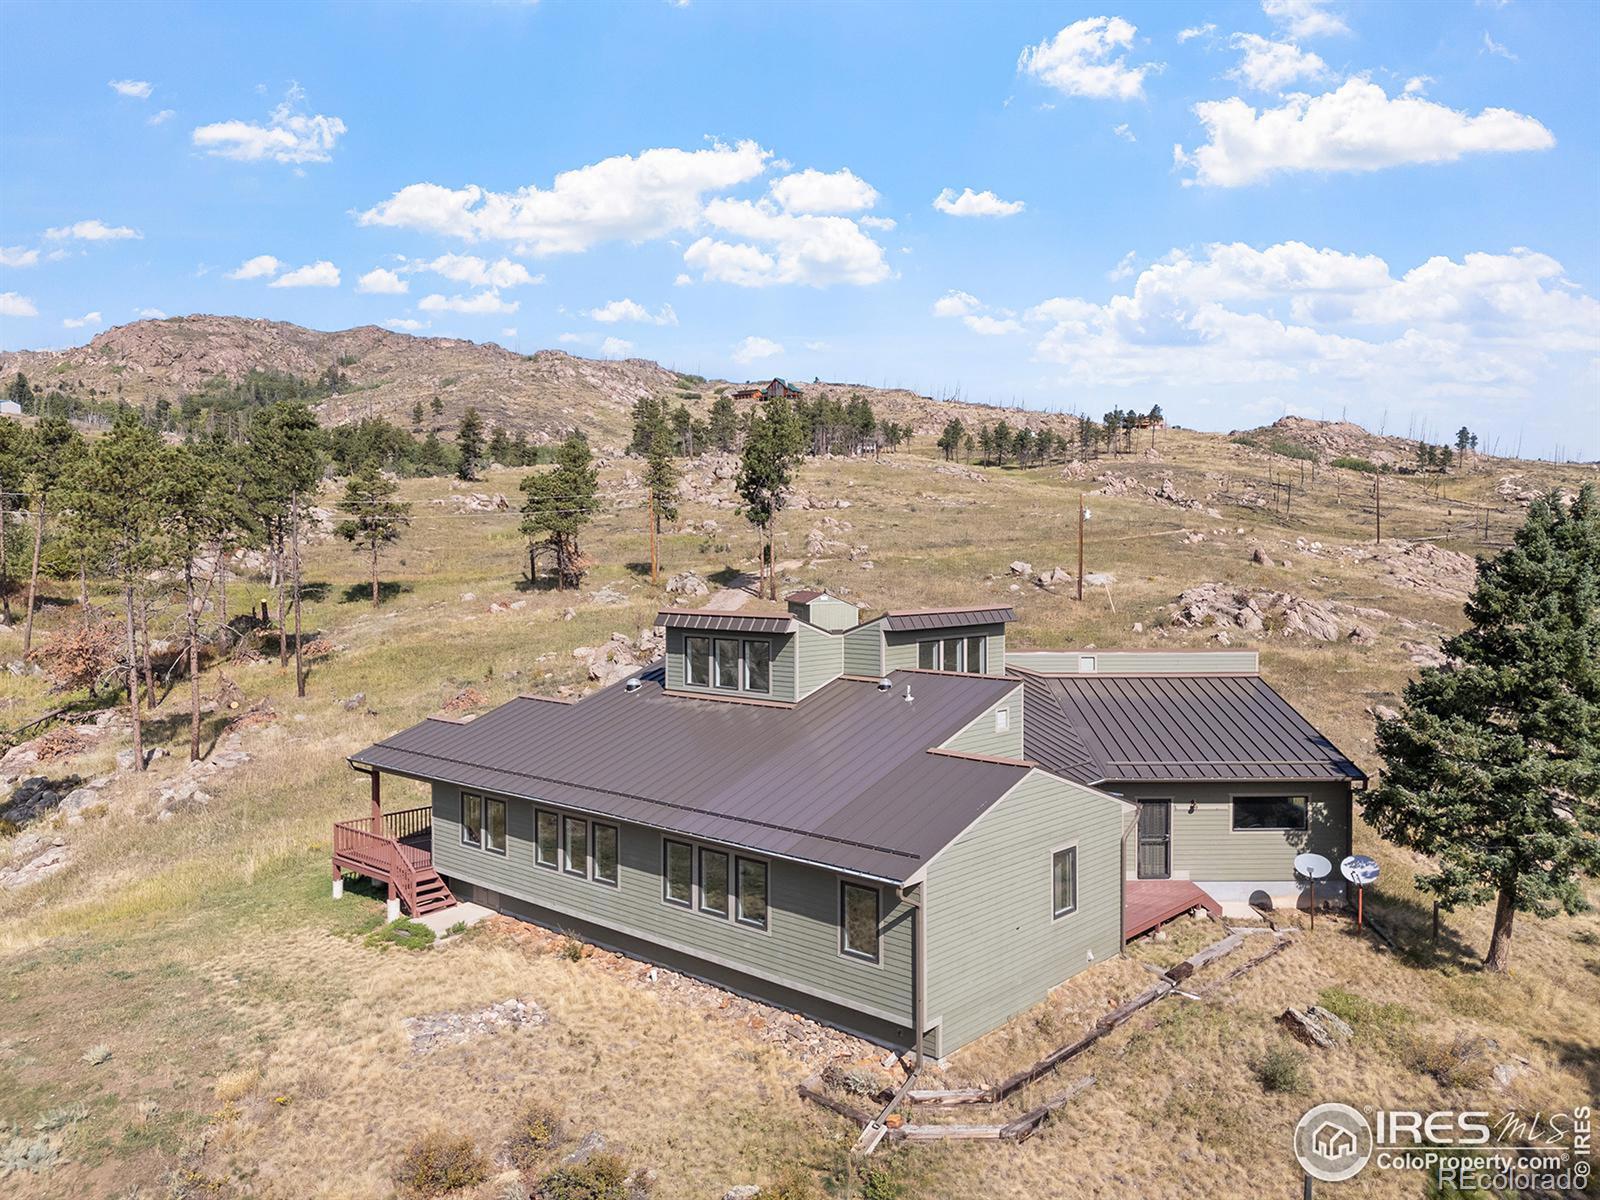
[1001,1076,1097,1143]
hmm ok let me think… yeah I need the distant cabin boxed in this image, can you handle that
[731,378,802,403]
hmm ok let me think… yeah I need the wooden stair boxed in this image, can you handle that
[405,866,457,916]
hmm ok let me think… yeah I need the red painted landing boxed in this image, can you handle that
[1124,880,1222,941]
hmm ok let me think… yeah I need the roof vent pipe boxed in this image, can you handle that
[877,678,892,692]
[903,684,914,704]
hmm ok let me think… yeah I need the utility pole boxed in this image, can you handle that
[1076,494,1085,603]
[647,486,657,585]
[292,491,305,698]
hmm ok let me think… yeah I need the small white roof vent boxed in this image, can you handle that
[624,678,642,693]
[877,677,892,692]
[903,684,914,704]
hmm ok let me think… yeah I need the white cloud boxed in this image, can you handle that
[587,298,678,325]
[226,254,281,281]
[731,335,783,364]
[268,260,340,288]
[109,79,153,99]
[964,314,1023,336]
[932,187,1025,217]
[684,199,890,287]
[1261,0,1348,39]
[1113,122,1136,142]
[418,289,517,314]
[769,167,879,215]
[0,246,39,268]
[600,336,634,358]
[359,140,770,255]
[1022,242,1600,404]
[1018,16,1156,100]
[62,311,102,329]
[1177,78,1554,187]
[384,318,428,332]
[0,293,39,318]
[1403,76,1433,96]
[44,219,141,241]
[1178,23,1216,42]
[932,290,982,318]
[932,290,1022,335]
[1482,32,1518,61]
[557,332,585,344]
[1228,34,1330,91]
[411,254,540,289]
[192,87,346,164]
[859,215,897,230]
[148,109,175,126]
[501,327,517,339]
[357,268,408,295]
[673,273,693,286]
[1108,250,1138,281]
[135,307,167,319]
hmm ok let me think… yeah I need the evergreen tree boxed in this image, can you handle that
[488,425,512,467]
[18,416,81,654]
[510,430,530,467]
[629,396,670,456]
[335,462,412,608]
[937,418,966,461]
[735,397,803,600]
[411,401,425,432]
[456,407,485,480]
[708,394,739,452]
[6,372,35,413]
[0,419,26,622]
[646,424,679,534]
[1365,486,1600,972]
[519,431,598,590]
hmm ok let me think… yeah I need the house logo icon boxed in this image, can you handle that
[1293,1103,1373,1182]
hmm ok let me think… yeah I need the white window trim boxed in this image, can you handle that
[838,879,883,965]
[1050,841,1079,920]
[562,814,589,878]
[741,639,772,695]
[482,796,508,857]
[460,791,483,849]
[591,822,621,888]
[995,707,1010,733]
[698,846,732,919]
[534,808,560,870]
[662,839,693,908]
[734,855,772,932]
[712,638,741,691]
[684,635,712,687]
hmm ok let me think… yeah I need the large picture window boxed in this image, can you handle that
[699,848,730,917]
[460,793,483,847]
[592,823,619,886]
[917,636,982,673]
[484,797,507,855]
[736,858,769,929]
[535,810,559,869]
[714,639,740,690]
[663,840,692,907]
[1232,796,1309,831]
[685,636,712,687]
[1052,846,1077,918]
[840,882,880,962]
[563,816,588,876]
[917,640,937,670]
[743,640,771,694]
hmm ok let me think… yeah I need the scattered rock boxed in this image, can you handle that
[1008,561,1033,577]
[665,571,709,597]
[0,832,71,890]
[340,693,368,712]
[443,687,488,714]
[1035,566,1072,588]
[1402,640,1450,668]
[1279,1006,1353,1050]
[1172,583,1375,643]
[723,1187,761,1200]
[590,585,629,606]
[562,1131,608,1166]
[403,998,548,1053]
[1251,547,1275,567]
[115,746,166,771]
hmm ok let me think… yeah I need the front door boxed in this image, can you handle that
[1137,800,1172,879]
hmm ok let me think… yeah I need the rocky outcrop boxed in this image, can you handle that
[1171,584,1377,643]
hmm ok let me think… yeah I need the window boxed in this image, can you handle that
[484,797,507,855]
[685,635,712,687]
[966,635,987,673]
[699,848,730,917]
[714,639,740,689]
[563,816,589,876]
[942,638,963,672]
[917,640,938,670]
[535,810,559,869]
[663,840,692,907]
[840,882,880,962]
[460,792,483,847]
[743,640,771,694]
[592,823,619,886]
[1078,655,1097,673]
[736,858,769,929]
[1232,796,1308,831]
[1052,846,1078,918]
[995,707,1010,733]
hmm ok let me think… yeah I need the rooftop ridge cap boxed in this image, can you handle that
[926,747,1036,768]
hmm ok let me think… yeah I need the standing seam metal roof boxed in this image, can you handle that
[880,607,1017,631]
[351,668,1032,881]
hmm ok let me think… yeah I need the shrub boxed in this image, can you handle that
[505,1100,566,1170]
[1254,1045,1307,1093]
[535,1151,631,1200]
[1331,455,1379,474]
[858,1163,902,1200]
[1317,986,1414,1032]
[756,1166,821,1200]
[366,918,436,952]
[559,937,585,962]
[1404,1033,1490,1089]
[397,1131,490,1198]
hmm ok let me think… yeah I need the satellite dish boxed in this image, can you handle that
[1340,855,1380,886]
[1293,853,1332,880]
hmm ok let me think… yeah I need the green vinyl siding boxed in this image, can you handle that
[795,623,844,698]
[923,770,1126,1056]
[884,625,1006,676]
[664,627,797,703]
[1004,649,1259,675]
[939,685,1024,760]
[842,621,885,677]
[430,783,915,1029]
[1115,781,1352,881]
[791,595,859,631]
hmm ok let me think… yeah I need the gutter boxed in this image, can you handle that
[896,880,927,1069]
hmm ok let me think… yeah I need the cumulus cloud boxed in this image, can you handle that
[357,268,408,295]
[769,167,879,214]
[1108,250,1138,281]
[932,187,1025,217]
[148,109,175,126]
[268,260,340,288]
[193,86,346,164]
[0,246,39,268]
[418,289,517,314]
[44,219,141,241]
[384,318,428,332]
[684,199,890,287]
[62,311,102,329]
[1018,16,1156,100]
[410,254,540,289]
[1113,123,1136,142]
[932,290,981,318]
[1177,78,1554,187]
[359,141,770,255]
[600,336,634,358]
[0,292,39,317]
[226,254,281,281]
[1261,0,1348,39]
[109,79,153,99]
[587,298,678,325]
[859,215,897,231]
[135,307,167,319]
[1178,23,1216,42]
[931,290,1022,335]
[731,335,783,364]
[1228,34,1330,91]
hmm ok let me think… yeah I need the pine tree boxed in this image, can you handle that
[456,407,485,481]
[735,397,803,600]
[0,419,27,623]
[645,424,679,534]
[335,462,412,608]
[19,416,81,657]
[708,394,739,452]
[519,431,598,589]
[937,418,966,462]
[411,401,425,432]
[1365,486,1600,972]
[488,425,511,467]
[630,396,669,456]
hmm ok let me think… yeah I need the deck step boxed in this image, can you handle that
[405,868,457,917]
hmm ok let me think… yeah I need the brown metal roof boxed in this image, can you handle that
[785,589,827,604]
[351,668,1031,881]
[880,606,1017,632]
[1014,670,1365,785]
[656,609,797,634]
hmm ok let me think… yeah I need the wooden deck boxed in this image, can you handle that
[332,805,457,916]
[1124,880,1221,940]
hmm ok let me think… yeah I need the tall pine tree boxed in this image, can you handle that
[335,463,412,608]
[519,431,598,590]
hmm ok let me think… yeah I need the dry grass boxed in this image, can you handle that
[1,437,1596,1198]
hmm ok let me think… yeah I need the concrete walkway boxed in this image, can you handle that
[415,900,494,938]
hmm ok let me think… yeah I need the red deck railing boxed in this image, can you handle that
[332,806,433,880]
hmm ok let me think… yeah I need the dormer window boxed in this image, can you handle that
[683,631,774,696]
[686,636,712,687]
[916,635,987,673]
[743,640,771,694]
[715,639,741,689]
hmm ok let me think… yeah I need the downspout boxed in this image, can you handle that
[896,881,926,1068]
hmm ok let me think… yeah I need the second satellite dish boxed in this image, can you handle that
[1340,854,1380,886]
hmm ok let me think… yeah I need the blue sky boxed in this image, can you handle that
[1,0,1596,457]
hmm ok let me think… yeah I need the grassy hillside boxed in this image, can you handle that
[0,427,1595,1198]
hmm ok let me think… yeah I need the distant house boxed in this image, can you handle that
[731,378,802,402]
[336,595,1359,1057]
[0,400,22,417]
